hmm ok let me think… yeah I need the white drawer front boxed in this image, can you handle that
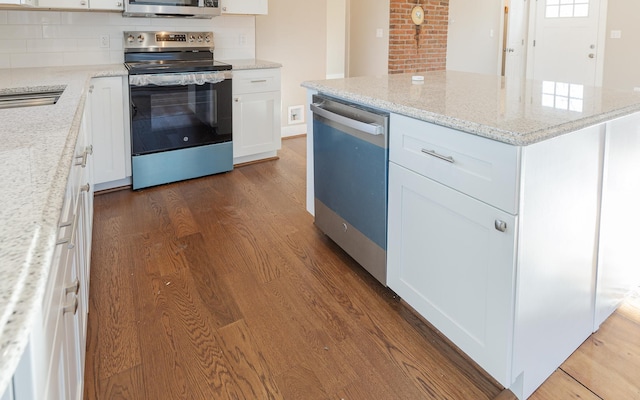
[390,113,520,214]
[232,68,281,94]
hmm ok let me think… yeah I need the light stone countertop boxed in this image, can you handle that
[0,64,127,396]
[224,58,282,70]
[302,71,640,146]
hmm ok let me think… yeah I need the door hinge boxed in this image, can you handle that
[533,39,536,47]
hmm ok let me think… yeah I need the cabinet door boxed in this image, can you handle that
[89,0,122,10]
[387,162,517,386]
[90,77,127,186]
[62,244,84,400]
[37,0,88,8]
[221,0,267,14]
[232,91,281,158]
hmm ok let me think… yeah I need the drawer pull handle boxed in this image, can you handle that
[65,279,80,295]
[250,79,267,83]
[495,220,507,232]
[421,148,454,163]
[63,296,78,315]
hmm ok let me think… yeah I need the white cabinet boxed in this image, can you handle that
[36,0,88,9]
[221,0,267,14]
[232,68,281,165]
[388,114,518,386]
[18,98,95,400]
[90,76,131,191]
[387,112,605,399]
[594,112,640,328]
[0,0,34,6]
[388,164,517,385]
[87,0,122,10]
[35,0,121,11]
[43,97,93,400]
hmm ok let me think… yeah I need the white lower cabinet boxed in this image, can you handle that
[232,68,281,165]
[387,113,607,399]
[90,76,131,191]
[388,162,517,385]
[9,95,94,400]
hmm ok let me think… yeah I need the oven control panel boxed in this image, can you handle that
[124,31,214,50]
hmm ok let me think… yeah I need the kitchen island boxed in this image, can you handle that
[303,71,640,399]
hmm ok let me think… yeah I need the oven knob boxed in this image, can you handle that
[205,35,211,43]
[189,35,195,42]
[127,35,135,43]
[197,35,203,42]
[137,35,144,43]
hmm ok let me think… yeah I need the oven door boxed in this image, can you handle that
[129,73,232,156]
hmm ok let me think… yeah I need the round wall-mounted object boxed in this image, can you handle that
[411,5,425,25]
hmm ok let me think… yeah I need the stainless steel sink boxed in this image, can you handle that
[0,88,65,110]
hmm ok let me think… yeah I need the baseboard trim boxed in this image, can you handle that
[281,124,306,138]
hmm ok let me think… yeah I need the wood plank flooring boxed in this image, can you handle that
[84,136,640,399]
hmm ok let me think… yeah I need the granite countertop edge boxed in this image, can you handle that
[301,79,640,146]
[225,58,283,70]
[0,64,127,396]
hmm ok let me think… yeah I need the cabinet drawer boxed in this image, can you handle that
[232,68,280,94]
[390,113,520,214]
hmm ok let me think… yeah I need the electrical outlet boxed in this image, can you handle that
[288,105,305,125]
[100,35,110,48]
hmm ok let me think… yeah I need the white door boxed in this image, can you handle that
[503,0,529,80]
[530,0,603,85]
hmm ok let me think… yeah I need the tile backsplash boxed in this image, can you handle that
[0,10,256,69]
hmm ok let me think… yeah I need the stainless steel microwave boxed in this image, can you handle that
[123,0,220,18]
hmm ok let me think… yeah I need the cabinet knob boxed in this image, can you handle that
[222,6,227,11]
[234,97,240,102]
[495,220,507,232]
[117,1,122,5]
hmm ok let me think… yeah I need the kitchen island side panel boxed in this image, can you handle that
[511,124,605,399]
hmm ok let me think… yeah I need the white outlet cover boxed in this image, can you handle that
[610,30,622,39]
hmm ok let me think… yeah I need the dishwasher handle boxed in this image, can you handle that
[311,102,384,136]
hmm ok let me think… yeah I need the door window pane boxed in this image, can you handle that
[546,0,589,18]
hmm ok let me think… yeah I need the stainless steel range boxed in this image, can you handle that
[124,31,233,190]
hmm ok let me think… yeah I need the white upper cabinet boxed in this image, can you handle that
[37,0,88,9]
[0,0,34,6]
[221,0,267,14]
[88,0,123,10]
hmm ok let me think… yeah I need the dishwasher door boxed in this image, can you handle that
[311,94,389,285]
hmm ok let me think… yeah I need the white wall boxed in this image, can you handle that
[326,0,346,79]
[603,0,640,91]
[347,0,389,77]
[446,0,503,75]
[0,10,256,69]
[255,0,327,137]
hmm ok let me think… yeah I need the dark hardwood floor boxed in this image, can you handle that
[84,136,640,399]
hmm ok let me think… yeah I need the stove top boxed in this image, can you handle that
[124,31,231,74]
[125,59,232,75]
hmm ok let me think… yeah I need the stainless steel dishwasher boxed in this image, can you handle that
[310,94,389,285]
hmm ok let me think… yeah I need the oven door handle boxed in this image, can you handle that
[129,71,227,87]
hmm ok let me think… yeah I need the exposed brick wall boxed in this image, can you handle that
[389,0,449,74]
